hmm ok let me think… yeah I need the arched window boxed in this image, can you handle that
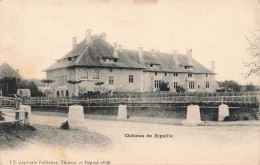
[93,69,99,79]
[65,90,69,98]
[82,68,88,79]
[56,91,60,98]
[61,90,64,97]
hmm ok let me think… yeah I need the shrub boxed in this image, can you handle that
[60,121,69,129]
[223,116,232,121]
[242,116,249,120]
[159,80,170,91]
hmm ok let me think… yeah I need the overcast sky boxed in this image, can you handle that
[0,0,259,85]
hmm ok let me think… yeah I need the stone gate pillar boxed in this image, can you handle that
[183,105,203,126]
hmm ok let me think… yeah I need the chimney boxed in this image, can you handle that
[113,42,118,57]
[150,49,156,56]
[186,49,193,65]
[100,33,107,41]
[118,45,123,52]
[72,37,77,49]
[211,61,215,73]
[138,47,144,61]
[172,50,179,64]
[85,29,92,45]
[173,50,178,54]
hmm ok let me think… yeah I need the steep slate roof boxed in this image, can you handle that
[0,63,22,79]
[124,50,215,74]
[45,34,214,74]
[45,36,146,71]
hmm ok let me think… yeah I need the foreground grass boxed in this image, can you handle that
[0,123,112,150]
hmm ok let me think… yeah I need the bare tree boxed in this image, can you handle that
[244,32,260,78]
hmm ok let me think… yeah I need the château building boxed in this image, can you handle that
[45,29,218,97]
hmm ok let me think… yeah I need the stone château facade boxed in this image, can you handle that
[45,29,218,97]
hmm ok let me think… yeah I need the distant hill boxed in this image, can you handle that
[0,63,22,79]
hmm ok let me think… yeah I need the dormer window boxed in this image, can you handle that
[68,57,72,61]
[101,58,118,63]
[184,66,192,69]
[150,64,160,68]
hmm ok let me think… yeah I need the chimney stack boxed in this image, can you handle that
[186,49,193,65]
[150,49,156,56]
[72,37,77,49]
[113,42,118,57]
[172,50,179,64]
[118,45,123,52]
[211,61,215,73]
[100,33,107,41]
[138,47,144,61]
[86,29,92,45]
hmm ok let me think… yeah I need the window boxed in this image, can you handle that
[56,91,60,97]
[206,82,210,88]
[93,69,99,79]
[129,75,134,83]
[173,73,178,77]
[150,64,160,68]
[101,58,118,63]
[81,68,88,79]
[109,76,114,85]
[165,73,167,76]
[68,57,72,61]
[188,73,192,77]
[155,72,157,76]
[154,80,161,89]
[189,82,195,89]
[206,74,208,78]
[184,66,192,69]
[58,75,67,86]
[173,82,178,89]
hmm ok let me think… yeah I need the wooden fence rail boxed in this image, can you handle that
[20,94,259,108]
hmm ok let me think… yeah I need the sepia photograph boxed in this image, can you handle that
[0,0,260,164]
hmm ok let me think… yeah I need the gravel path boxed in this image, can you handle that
[1,112,260,165]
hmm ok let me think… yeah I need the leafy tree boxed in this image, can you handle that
[245,83,257,91]
[0,77,19,96]
[159,80,170,91]
[218,80,242,92]
[18,80,43,97]
[176,85,185,93]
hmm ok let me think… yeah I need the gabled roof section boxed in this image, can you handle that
[124,49,215,74]
[0,63,22,79]
[44,36,146,71]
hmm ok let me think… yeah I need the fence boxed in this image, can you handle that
[0,97,31,125]
[22,91,260,108]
